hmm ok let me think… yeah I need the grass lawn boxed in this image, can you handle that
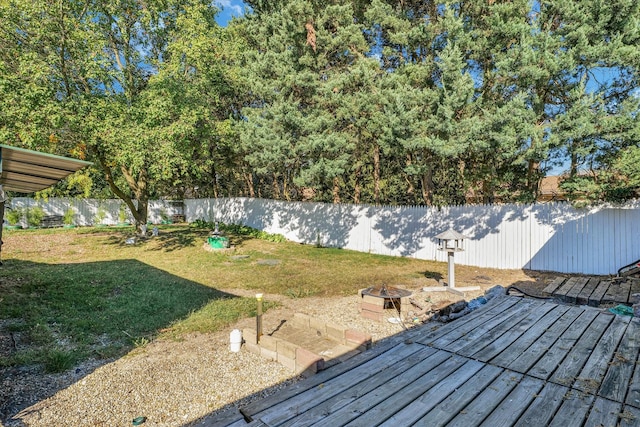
[0,223,530,373]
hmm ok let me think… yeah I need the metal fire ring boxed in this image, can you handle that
[362,285,412,299]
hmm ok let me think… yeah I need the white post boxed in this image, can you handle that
[448,251,455,288]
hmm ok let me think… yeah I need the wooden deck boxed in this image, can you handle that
[543,276,640,306]
[210,295,640,427]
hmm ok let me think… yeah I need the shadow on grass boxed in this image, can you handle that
[0,258,247,425]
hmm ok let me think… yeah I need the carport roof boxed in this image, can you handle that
[0,144,92,193]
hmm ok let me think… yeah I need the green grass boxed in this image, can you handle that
[0,224,449,371]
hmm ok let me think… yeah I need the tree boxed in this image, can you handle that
[0,0,237,226]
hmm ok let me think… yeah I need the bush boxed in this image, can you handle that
[26,207,45,227]
[5,208,23,225]
[63,208,76,225]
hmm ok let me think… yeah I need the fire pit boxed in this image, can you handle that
[359,285,412,322]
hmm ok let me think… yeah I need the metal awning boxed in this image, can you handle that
[0,144,92,193]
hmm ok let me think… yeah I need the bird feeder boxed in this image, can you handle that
[436,228,467,289]
[424,228,480,295]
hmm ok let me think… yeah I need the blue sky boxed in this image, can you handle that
[214,0,246,26]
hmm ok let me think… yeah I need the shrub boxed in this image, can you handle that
[63,208,76,225]
[5,208,23,225]
[26,207,45,227]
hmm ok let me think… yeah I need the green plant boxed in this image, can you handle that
[5,208,23,225]
[63,208,76,225]
[94,206,106,225]
[44,348,77,373]
[26,207,45,227]
[118,204,128,223]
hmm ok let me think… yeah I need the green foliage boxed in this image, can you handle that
[26,207,45,227]
[63,208,76,225]
[1,0,638,206]
[190,220,287,242]
[5,208,23,225]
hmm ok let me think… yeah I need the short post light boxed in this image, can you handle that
[256,293,263,343]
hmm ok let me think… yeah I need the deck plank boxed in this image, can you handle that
[564,277,590,304]
[491,304,571,368]
[436,299,538,353]
[625,324,640,408]
[589,280,611,307]
[444,370,524,427]
[376,359,485,427]
[334,353,469,427]
[553,277,578,299]
[278,347,439,427]
[478,375,544,427]
[256,343,431,426]
[550,312,613,387]
[543,276,567,295]
[506,306,586,374]
[469,302,558,363]
[546,389,594,427]
[602,280,631,306]
[601,319,640,403]
[573,314,629,395]
[416,364,503,426]
[576,278,601,306]
[239,326,427,419]
[620,405,640,427]
[582,397,622,427]
[527,308,599,380]
[418,297,524,348]
[513,382,568,427]
[629,279,640,304]
[307,350,460,427]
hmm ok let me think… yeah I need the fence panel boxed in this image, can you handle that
[5,197,640,275]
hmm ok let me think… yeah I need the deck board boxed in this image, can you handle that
[490,304,571,368]
[542,277,567,295]
[527,308,599,380]
[564,277,590,304]
[549,313,613,386]
[416,364,504,426]
[600,319,640,403]
[220,296,640,427]
[589,280,611,306]
[576,277,601,305]
[583,397,622,427]
[513,382,567,427]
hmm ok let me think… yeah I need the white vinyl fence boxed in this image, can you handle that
[6,197,640,275]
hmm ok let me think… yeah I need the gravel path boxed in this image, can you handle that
[3,291,438,427]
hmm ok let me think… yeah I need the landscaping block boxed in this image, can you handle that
[359,301,385,313]
[259,335,278,352]
[296,347,324,377]
[276,339,298,360]
[277,353,296,372]
[243,328,258,345]
[292,313,310,329]
[260,347,277,361]
[360,310,385,322]
[326,323,345,342]
[345,329,372,350]
[309,317,327,335]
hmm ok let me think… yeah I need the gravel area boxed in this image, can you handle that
[3,290,445,427]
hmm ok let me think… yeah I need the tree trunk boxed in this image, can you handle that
[97,157,149,232]
[332,177,341,203]
[245,172,255,198]
[373,144,381,205]
[353,165,362,204]
[420,167,434,206]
